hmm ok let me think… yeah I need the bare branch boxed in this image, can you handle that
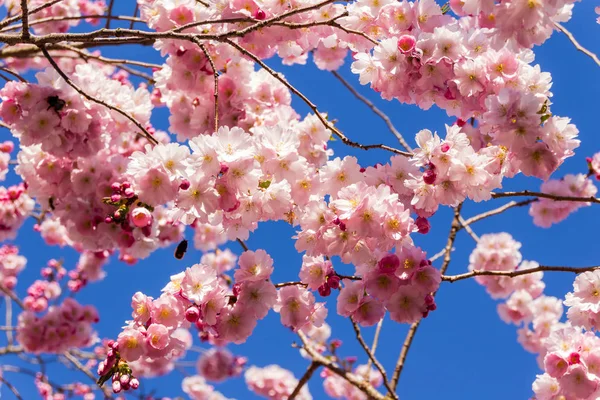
[0,375,24,400]
[461,199,537,227]
[4,295,13,345]
[555,22,600,68]
[20,0,30,39]
[236,238,249,252]
[457,216,479,242]
[288,362,320,400]
[0,65,27,82]
[350,316,397,399]
[366,318,384,372]
[0,15,145,33]
[331,70,412,152]
[129,4,140,29]
[0,345,23,355]
[275,281,307,288]
[63,351,114,399]
[195,40,219,133]
[491,191,600,204]
[105,0,115,29]
[39,45,159,145]
[0,285,24,309]
[443,265,600,283]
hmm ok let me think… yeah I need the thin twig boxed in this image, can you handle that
[129,4,140,29]
[275,281,307,288]
[39,45,158,145]
[443,265,600,283]
[288,362,320,400]
[491,191,600,204]
[196,40,219,132]
[63,352,114,399]
[554,22,600,68]
[0,14,145,33]
[0,0,63,30]
[236,238,249,252]
[0,375,23,400]
[457,216,479,242]
[0,285,24,309]
[4,295,13,345]
[331,70,412,152]
[0,66,27,82]
[391,204,463,389]
[225,38,411,157]
[350,316,397,399]
[461,199,537,227]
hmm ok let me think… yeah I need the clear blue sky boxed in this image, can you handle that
[1,1,600,399]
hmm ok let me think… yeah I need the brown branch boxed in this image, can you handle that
[0,345,23,355]
[331,70,412,152]
[275,281,307,288]
[236,238,249,252]
[225,38,411,157]
[457,215,479,242]
[0,0,64,30]
[391,204,463,390]
[329,20,378,46]
[0,66,27,82]
[39,45,158,145]
[0,15,146,33]
[443,265,600,283]
[20,0,30,39]
[0,375,23,400]
[129,4,140,29]
[0,285,24,309]
[196,40,219,133]
[297,331,387,400]
[491,191,600,204]
[554,22,600,68]
[63,352,114,399]
[461,199,537,227]
[105,0,115,29]
[350,316,397,399]
[288,362,320,400]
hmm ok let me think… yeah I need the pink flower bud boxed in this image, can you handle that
[318,284,331,297]
[185,306,200,323]
[129,378,139,389]
[0,141,14,153]
[179,179,190,190]
[110,182,121,192]
[397,35,416,54]
[112,380,122,393]
[416,217,430,234]
[568,352,581,365]
[4,276,17,289]
[130,207,152,228]
[327,275,340,290]
[440,143,450,153]
[110,194,121,203]
[254,9,266,19]
[423,168,436,185]
[378,253,400,273]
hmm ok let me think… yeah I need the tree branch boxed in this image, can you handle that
[20,0,30,39]
[461,199,537,227]
[288,362,320,400]
[39,45,159,145]
[391,204,463,390]
[350,316,397,399]
[443,265,600,283]
[554,22,600,68]
[491,191,600,204]
[195,39,219,133]
[0,375,24,400]
[331,70,412,152]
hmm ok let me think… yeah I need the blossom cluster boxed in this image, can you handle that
[529,173,597,227]
[0,182,34,241]
[0,140,12,181]
[182,375,231,400]
[0,244,26,289]
[23,259,64,313]
[245,364,312,400]
[16,298,99,354]
[196,347,246,382]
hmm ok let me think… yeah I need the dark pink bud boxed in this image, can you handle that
[110,182,121,192]
[331,339,342,349]
[440,143,450,153]
[423,168,436,184]
[422,310,430,318]
[569,352,581,365]
[111,194,121,202]
[254,9,266,19]
[123,188,135,198]
[185,306,200,323]
[424,294,434,306]
[232,283,242,297]
[219,163,229,174]
[338,221,346,231]
[428,303,437,311]
[397,35,416,54]
[456,119,466,127]
[333,217,341,225]
[346,356,357,364]
[327,275,340,290]
[359,167,366,173]
[318,284,331,297]
[104,217,113,224]
[378,253,400,273]
[121,182,131,189]
[176,47,187,57]
[416,217,430,234]
[179,179,190,190]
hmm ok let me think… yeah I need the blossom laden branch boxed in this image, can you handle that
[38,45,159,145]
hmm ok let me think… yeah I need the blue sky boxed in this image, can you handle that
[1,1,600,399]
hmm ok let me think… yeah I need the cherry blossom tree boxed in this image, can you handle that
[0,0,598,399]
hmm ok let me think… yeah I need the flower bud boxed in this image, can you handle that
[423,168,436,185]
[327,275,340,290]
[318,284,331,297]
[179,179,190,190]
[130,207,152,228]
[397,35,416,54]
[185,306,200,323]
[416,217,430,234]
